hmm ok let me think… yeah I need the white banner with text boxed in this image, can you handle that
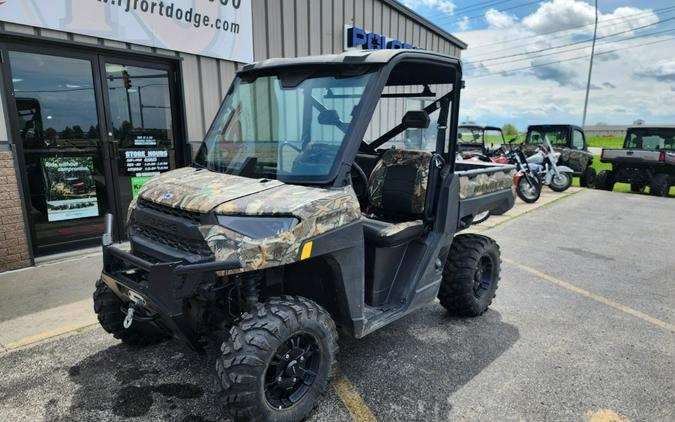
[0,0,253,63]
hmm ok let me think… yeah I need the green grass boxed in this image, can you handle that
[585,136,624,149]
[572,155,675,197]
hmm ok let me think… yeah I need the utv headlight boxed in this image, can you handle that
[216,215,299,239]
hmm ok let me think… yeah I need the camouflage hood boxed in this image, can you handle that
[135,167,361,273]
[138,167,284,213]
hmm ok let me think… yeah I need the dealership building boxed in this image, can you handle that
[0,0,465,271]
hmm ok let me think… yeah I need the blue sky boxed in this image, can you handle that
[399,0,675,131]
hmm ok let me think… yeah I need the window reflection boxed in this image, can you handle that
[105,64,174,149]
[9,51,106,255]
[10,52,99,149]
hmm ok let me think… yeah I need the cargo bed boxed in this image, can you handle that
[455,161,516,226]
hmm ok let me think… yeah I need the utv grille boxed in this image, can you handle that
[131,224,212,256]
[137,198,202,224]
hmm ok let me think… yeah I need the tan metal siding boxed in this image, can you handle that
[0,1,463,147]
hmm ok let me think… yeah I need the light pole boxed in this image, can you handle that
[582,0,598,128]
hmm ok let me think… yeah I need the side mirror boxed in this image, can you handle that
[401,110,430,129]
[509,137,517,144]
[318,109,341,126]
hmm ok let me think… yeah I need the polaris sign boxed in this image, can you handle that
[344,26,416,50]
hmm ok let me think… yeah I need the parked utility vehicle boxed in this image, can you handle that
[522,124,596,187]
[597,126,675,196]
[95,50,515,422]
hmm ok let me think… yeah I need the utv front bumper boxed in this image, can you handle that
[101,242,241,351]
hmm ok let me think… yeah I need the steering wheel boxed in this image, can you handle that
[350,161,369,202]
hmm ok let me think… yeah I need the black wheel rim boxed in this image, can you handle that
[473,255,494,298]
[264,332,321,410]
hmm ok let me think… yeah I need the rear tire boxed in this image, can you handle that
[216,296,338,422]
[516,175,541,203]
[93,278,170,346]
[595,170,615,191]
[438,234,501,317]
[650,173,671,197]
[630,183,645,193]
[549,172,573,192]
[579,166,597,188]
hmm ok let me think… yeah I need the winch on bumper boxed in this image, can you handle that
[100,215,241,351]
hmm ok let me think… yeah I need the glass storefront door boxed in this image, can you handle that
[101,61,178,222]
[3,44,183,256]
[7,50,112,255]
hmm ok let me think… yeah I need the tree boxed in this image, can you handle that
[86,125,98,139]
[61,126,74,139]
[72,125,84,139]
[502,123,518,138]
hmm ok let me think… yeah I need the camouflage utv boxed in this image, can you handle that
[520,124,596,187]
[96,50,515,422]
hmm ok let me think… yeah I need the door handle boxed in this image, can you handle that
[109,140,120,158]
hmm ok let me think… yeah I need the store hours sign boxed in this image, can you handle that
[0,0,254,63]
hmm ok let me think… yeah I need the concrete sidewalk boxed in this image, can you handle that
[0,187,582,352]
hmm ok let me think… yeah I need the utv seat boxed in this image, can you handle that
[362,148,432,246]
[361,217,424,247]
[362,148,433,306]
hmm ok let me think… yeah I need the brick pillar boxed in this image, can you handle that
[0,149,32,272]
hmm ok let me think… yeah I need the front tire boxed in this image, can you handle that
[549,172,573,192]
[472,211,490,225]
[595,170,615,191]
[650,173,671,197]
[93,278,170,346]
[438,234,501,317]
[579,166,597,188]
[216,296,338,422]
[516,175,541,203]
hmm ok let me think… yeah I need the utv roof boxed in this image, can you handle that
[627,126,675,130]
[459,125,502,131]
[239,49,460,73]
[527,124,583,131]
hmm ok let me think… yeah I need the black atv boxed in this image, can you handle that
[95,50,516,422]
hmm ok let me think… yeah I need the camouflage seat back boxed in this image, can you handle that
[367,149,432,216]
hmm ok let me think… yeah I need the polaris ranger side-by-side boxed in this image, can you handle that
[597,126,675,196]
[96,50,515,422]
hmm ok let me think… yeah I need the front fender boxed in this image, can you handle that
[556,165,575,173]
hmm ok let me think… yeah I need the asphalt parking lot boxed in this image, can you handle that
[0,189,673,422]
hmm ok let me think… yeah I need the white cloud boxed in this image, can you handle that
[522,1,658,36]
[456,26,675,127]
[402,0,455,16]
[523,0,595,34]
[635,58,675,82]
[457,16,471,31]
[485,8,517,29]
[596,7,659,37]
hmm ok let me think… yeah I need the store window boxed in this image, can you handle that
[9,51,109,253]
[5,45,183,256]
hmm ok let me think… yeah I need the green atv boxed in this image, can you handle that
[95,50,515,422]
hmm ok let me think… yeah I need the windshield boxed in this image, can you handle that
[195,71,374,182]
[457,127,483,144]
[626,129,675,151]
[484,129,504,145]
[527,128,568,146]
